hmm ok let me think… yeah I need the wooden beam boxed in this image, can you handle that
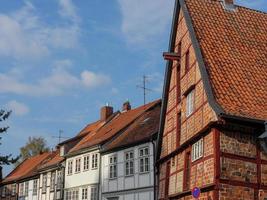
[163,52,180,61]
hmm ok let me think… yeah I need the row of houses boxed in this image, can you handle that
[0,100,161,200]
[1,0,267,199]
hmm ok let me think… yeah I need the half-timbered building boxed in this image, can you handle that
[157,0,267,199]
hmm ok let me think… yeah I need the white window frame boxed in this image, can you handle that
[66,190,72,200]
[90,187,97,200]
[42,174,47,193]
[57,170,63,190]
[139,147,150,173]
[11,184,16,196]
[91,154,98,170]
[75,158,81,173]
[67,160,73,175]
[2,186,6,197]
[82,188,88,200]
[125,151,134,176]
[186,89,194,117]
[33,179,38,196]
[109,155,117,179]
[25,182,29,196]
[72,190,78,200]
[192,138,204,162]
[51,172,56,191]
[19,183,24,197]
[83,155,90,171]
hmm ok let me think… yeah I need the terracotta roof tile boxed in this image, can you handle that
[69,99,161,154]
[185,0,267,120]
[37,150,63,171]
[77,120,105,136]
[2,152,51,183]
[103,100,161,152]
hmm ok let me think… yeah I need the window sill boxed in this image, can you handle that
[125,174,134,177]
[139,171,149,175]
[109,177,117,180]
[191,156,203,164]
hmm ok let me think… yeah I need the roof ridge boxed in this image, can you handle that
[206,0,267,15]
[235,4,267,15]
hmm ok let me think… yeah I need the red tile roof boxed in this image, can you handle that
[2,152,51,183]
[185,0,267,121]
[102,100,161,152]
[37,150,63,171]
[77,120,105,137]
[69,100,161,154]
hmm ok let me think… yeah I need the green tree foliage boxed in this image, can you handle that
[0,110,18,166]
[16,136,50,165]
[0,109,19,178]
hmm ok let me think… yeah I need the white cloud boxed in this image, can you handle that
[0,67,111,96]
[58,0,80,23]
[6,100,30,116]
[0,1,80,60]
[81,71,111,88]
[117,0,174,45]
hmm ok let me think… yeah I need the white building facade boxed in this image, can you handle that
[18,179,39,200]
[64,148,100,200]
[101,142,155,200]
[38,168,64,200]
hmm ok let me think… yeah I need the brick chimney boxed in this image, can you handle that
[122,101,131,112]
[100,104,113,121]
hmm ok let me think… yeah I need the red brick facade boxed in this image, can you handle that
[157,1,267,199]
[158,9,217,200]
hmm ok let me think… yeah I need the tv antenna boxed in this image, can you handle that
[52,130,69,144]
[137,75,153,105]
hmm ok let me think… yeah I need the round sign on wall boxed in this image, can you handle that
[192,187,201,199]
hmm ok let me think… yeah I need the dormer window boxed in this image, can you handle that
[186,89,194,117]
[60,146,65,157]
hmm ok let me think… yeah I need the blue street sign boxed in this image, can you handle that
[192,187,201,199]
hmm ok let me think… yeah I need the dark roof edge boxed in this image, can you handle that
[180,0,225,116]
[101,135,157,155]
[219,113,265,125]
[37,161,64,173]
[101,100,161,153]
[156,0,180,161]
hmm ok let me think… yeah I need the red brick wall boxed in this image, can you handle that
[219,184,254,200]
[158,8,217,199]
[219,129,267,199]
[180,191,214,200]
[160,9,217,160]
[159,131,215,199]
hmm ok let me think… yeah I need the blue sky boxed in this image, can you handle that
[0,0,266,176]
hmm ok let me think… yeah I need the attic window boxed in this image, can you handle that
[186,89,194,117]
[222,0,236,11]
[185,50,190,73]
